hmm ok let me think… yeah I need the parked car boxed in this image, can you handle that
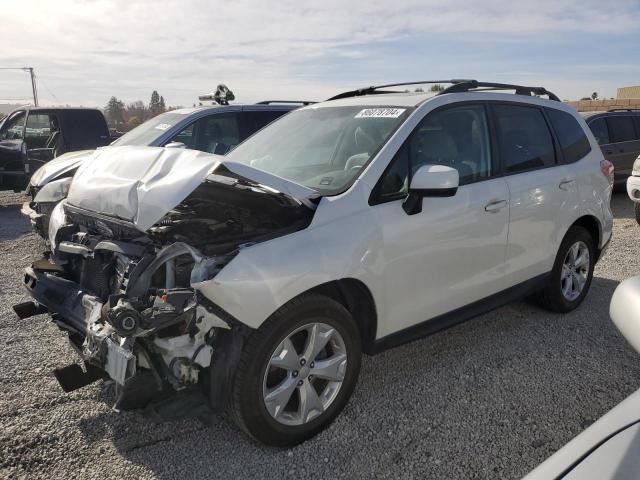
[15,80,613,446]
[524,275,640,479]
[582,109,640,185]
[0,107,111,191]
[22,101,308,238]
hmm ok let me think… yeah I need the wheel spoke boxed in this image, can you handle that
[298,379,324,423]
[562,275,573,297]
[575,250,589,269]
[570,243,579,263]
[270,338,299,371]
[311,353,347,381]
[264,376,297,418]
[573,272,586,291]
[561,264,571,279]
[303,324,334,362]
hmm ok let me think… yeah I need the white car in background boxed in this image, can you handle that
[625,153,640,224]
[525,275,640,480]
[16,80,613,446]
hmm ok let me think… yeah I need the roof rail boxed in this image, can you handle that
[605,108,640,112]
[255,100,316,105]
[327,79,560,102]
[440,81,560,101]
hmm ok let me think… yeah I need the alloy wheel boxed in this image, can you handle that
[262,322,348,426]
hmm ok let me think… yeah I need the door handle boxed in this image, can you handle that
[559,179,576,190]
[484,199,507,213]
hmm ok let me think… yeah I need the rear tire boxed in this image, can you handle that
[534,226,595,313]
[227,293,362,446]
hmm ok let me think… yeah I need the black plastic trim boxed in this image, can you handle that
[371,273,549,354]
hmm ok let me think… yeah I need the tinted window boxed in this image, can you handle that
[588,117,610,145]
[194,113,240,154]
[494,104,555,174]
[546,109,591,163]
[240,110,288,139]
[376,104,492,200]
[63,110,110,148]
[606,116,637,143]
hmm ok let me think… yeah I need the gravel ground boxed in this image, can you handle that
[1,191,640,480]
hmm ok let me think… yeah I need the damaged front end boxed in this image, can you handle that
[15,151,316,409]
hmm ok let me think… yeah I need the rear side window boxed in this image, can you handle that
[606,116,637,143]
[546,108,591,163]
[493,104,556,174]
[588,117,610,145]
[240,110,288,140]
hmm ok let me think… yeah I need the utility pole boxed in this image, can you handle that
[27,67,38,106]
[0,66,39,106]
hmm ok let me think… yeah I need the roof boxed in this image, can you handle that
[168,102,302,115]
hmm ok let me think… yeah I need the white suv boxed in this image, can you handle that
[17,80,614,446]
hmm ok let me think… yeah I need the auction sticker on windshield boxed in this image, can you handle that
[355,108,406,119]
[154,123,172,130]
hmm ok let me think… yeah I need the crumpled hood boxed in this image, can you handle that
[66,146,318,232]
[29,149,96,187]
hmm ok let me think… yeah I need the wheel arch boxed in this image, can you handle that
[304,278,378,355]
[570,214,603,259]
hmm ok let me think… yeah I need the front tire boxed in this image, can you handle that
[227,293,362,446]
[534,226,595,313]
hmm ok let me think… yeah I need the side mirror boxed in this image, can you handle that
[402,164,459,215]
[165,141,186,149]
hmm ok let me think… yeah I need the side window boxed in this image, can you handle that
[195,113,241,154]
[168,122,197,149]
[546,108,591,163]
[0,111,26,141]
[240,111,287,140]
[493,104,556,174]
[606,116,637,143]
[588,117,610,145]
[375,104,491,200]
[25,113,54,148]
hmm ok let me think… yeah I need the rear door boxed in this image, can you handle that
[239,109,290,141]
[494,103,578,286]
[602,114,640,179]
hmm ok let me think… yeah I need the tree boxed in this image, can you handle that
[430,84,444,92]
[159,95,166,112]
[124,101,150,128]
[591,92,598,100]
[149,90,162,116]
[104,96,125,127]
[414,87,424,92]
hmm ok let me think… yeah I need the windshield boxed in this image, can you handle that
[111,112,188,146]
[225,105,410,194]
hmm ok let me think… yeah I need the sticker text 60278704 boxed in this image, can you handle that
[355,108,406,119]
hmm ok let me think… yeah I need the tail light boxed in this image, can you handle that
[600,159,614,186]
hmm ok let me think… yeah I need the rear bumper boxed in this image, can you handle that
[22,263,136,384]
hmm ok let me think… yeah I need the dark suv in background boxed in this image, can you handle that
[582,109,640,184]
[0,107,111,190]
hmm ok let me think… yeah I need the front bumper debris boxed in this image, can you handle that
[22,264,137,385]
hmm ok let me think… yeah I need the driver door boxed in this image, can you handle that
[0,110,27,189]
[370,103,510,337]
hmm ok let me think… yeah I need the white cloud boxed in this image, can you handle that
[0,0,638,106]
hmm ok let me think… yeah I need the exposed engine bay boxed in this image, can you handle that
[15,160,315,409]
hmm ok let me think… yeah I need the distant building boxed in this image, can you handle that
[617,86,640,99]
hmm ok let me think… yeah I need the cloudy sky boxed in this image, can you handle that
[1,0,639,108]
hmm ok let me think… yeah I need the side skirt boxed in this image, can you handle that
[371,273,550,354]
